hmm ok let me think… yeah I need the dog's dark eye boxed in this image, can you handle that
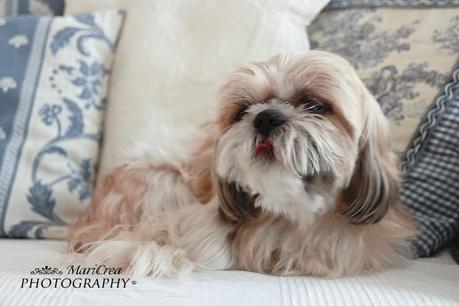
[301,98,332,114]
[233,105,248,122]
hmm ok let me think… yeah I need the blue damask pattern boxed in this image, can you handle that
[0,12,123,238]
[433,16,459,55]
[51,14,113,56]
[310,10,416,69]
[364,64,447,122]
[309,10,449,124]
[67,61,109,110]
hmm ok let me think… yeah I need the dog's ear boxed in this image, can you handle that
[339,91,400,224]
[216,179,259,224]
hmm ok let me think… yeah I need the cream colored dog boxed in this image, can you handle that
[69,51,417,278]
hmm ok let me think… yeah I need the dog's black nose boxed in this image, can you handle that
[253,110,286,137]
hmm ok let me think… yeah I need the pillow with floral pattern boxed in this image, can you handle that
[308,1,459,257]
[0,11,124,238]
[308,5,458,154]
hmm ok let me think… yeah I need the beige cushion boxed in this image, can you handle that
[309,8,459,153]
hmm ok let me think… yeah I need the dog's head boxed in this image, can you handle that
[214,51,399,225]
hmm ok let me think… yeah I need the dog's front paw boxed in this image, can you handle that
[127,243,194,278]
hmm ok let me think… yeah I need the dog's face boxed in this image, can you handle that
[214,51,399,225]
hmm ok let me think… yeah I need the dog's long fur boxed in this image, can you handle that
[69,51,417,278]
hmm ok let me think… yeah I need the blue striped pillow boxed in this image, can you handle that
[0,0,64,16]
[0,11,124,239]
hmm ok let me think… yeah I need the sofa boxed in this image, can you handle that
[0,0,458,305]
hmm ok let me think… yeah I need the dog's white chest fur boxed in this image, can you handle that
[246,161,332,223]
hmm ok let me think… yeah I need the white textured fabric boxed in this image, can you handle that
[0,240,458,305]
[65,0,330,174]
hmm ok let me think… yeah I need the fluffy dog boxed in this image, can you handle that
[69,51,417,278]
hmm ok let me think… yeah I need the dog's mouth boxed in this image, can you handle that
[255,138,275,160]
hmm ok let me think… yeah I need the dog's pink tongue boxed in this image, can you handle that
[255,139,274,159]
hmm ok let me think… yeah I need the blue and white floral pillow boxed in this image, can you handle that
[308,5,459,154]
[0,0,64,16]
[0,11,124,239]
